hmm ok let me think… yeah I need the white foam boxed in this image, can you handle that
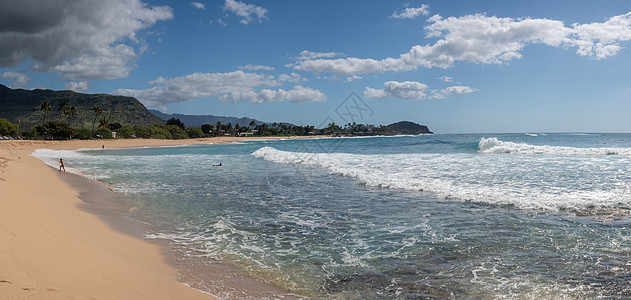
[31,148,92,176]
[478,137,631,156]
[252,146,631,212]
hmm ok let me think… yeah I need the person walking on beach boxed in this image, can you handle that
[59,158,65,172]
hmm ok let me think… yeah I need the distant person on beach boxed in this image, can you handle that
[59,159,65,172]
[212,163,222,166]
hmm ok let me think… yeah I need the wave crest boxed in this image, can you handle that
[252,146,631,213]
[478,137,631,156]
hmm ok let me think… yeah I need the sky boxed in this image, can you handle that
[1,0,631,133]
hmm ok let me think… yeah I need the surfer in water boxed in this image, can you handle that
[212,163,222,166]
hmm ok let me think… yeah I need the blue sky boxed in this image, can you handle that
[1,0,631,133]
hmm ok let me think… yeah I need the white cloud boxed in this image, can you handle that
[391,4,430,20]
[279,72,305,82]
[1,71,30,88]
[217,18,227,26]
[64,81,89,92]
[220,86,326,103]
[293,57,385,76]
[345,75,363,82]
[437,75,453,83]
[294,11,631,76]
[363,80,475,100]
[364,81,429,100]
[223,0,267,24]
[431,86,476,99]
[0,0,173,81]
[239,64,274,71]
[51,45,137,80]
[113,70,324,107]
[192,2,205,10]
[296,50,343,60]
[571,12,631,58]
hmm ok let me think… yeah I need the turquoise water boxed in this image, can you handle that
[35,134,631,298]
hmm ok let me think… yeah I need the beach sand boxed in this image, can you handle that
[0,136,315,299]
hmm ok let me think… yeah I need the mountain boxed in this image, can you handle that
[383,121,433,134]
[0,84,163,129]
[150,109,268,128]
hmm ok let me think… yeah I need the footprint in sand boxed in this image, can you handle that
[0,280,12,284]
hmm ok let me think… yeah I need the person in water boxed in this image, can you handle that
[59,158,65,172]
[212,163,222,166]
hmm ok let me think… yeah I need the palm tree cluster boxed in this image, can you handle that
[40,101,51,125]
[35,100,108,139]
[40,100,78,126]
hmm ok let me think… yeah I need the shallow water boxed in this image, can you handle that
[34,133,631,298]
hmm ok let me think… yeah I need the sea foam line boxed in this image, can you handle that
[31,148,93,176]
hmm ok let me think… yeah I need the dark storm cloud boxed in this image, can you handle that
[0,0,172,80]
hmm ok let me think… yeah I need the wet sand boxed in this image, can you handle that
[0,137,316,299]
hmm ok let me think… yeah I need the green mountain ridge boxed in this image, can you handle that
[0,84,432,136]
[383,121,432,134]
[0,84,163,129]
[149,109,269,127]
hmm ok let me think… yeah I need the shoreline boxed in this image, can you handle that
[0,136,312,299]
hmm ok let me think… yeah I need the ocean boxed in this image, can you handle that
[34,133,631,298]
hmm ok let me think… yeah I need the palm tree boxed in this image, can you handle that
[216,121,221,136]
[57,101,68,122]
[40,101,52,125]
[91,105,102,137]
[98,117,109,130]
[68,106,77,126]
[249,120,255,128]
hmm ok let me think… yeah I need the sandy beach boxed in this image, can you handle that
[0,136,313,299]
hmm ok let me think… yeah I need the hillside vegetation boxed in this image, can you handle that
[0,84,162,129]
[0,84,432,139]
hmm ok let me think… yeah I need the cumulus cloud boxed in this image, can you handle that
[1,71,30,88]
[223,0,267,24]
[294,11,631,76]
[437,75,453,83]
[51,45,138,80]
[364,81,429,100]
[363,80,475,100]
[220,86,327,103]
[278,72,305,82]
[296,50,343,60]
[113,70,325,107]
[572,12,631,58]
[239,64,275,71]
[391,4,430,19]
[345,75,363,82]
[431,85,476,99]
[192,2,205,10]
[65,81,89,92]
[0,0,172,81]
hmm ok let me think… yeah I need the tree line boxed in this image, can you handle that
[0,101,426,140]
[0,100,317,140]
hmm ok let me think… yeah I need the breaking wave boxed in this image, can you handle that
[252,146,631,213]
[478,137,631,156]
